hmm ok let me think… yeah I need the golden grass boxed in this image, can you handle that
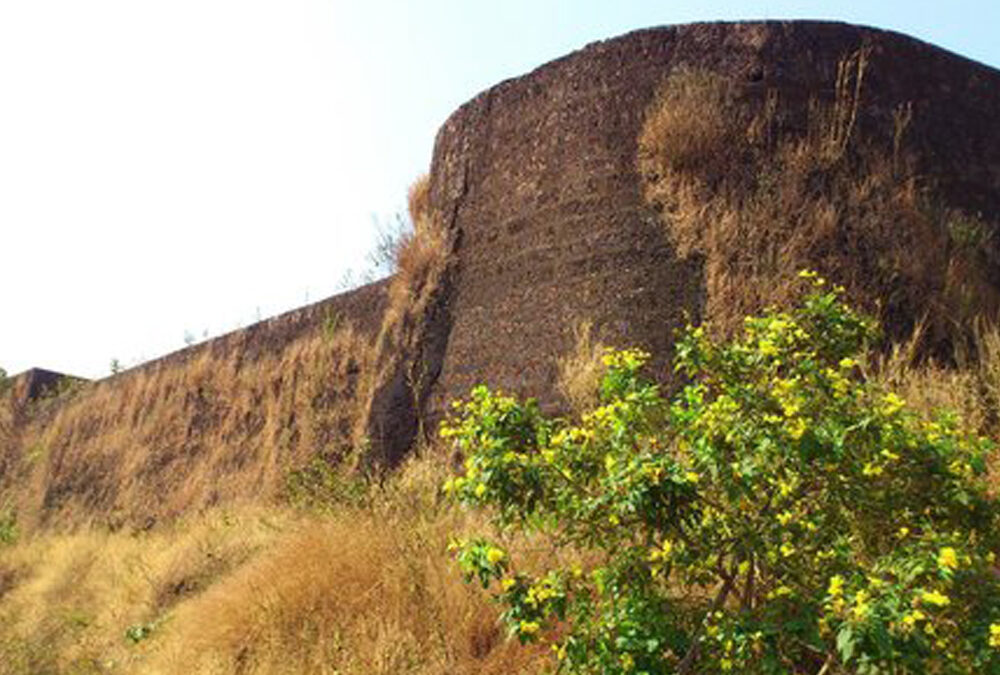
[5,321,374,531]
[556,321,606,415]
[384,175,449,336]
[408,174,432,226]
[638,52,1000,351]
[0,170,454,532]
[0,454,548,675]
[353,174,452,467]
[0,506,297,674]
[873,320,1000,442]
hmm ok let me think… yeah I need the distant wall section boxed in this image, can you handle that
[2,281,388,529]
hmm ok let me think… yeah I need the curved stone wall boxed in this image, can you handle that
[426,21,1000,410]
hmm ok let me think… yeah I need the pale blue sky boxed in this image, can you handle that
[1,1,997,378]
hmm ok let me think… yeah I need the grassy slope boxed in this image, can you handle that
[0,453,549,674]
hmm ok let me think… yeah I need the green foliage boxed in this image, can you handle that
[0,505,17,546]
[124,621,156,645]
[284,457,371,511]
[442,273,1000,674]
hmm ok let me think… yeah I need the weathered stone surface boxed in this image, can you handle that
[426,21,1000,411]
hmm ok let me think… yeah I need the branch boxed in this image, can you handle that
[678,577,733,674]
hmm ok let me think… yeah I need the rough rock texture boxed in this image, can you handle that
[426,20,1000,410]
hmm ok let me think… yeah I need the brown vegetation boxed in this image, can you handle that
[356,173,454,469]
[637,51,1000,354]
[556,321,606,415]
[0,454,548,675]
[4,322,374,531]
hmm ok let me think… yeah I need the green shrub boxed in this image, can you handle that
[0,505,17,546]
[442,273,1000,674]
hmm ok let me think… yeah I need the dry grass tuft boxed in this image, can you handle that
[638,51,1000,353]
[637,67,744,184]
[873,320,1000,440]
[557,321,606,415]
[408,173,432,226]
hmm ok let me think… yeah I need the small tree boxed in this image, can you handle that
[442,273,1000,674]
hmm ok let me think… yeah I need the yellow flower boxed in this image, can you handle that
[989,623,1000,648]
[827,575,844,598]
[486,547,505,564]
[519,620,540,635]
[938,547,959,571]
[786,417,807,440]
[685,471,700,484]
[759,339,778,357]
[861,462,883,477]
[882,392,905,416]
[768,585,792,599]
[780,542,796,558]
[852,590,870,620]
[474,482,487,498]
[920,590,951,607]
[649,539,674,562]
[501,578,516,591]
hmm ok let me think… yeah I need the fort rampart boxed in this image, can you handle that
[5,21,1000,526]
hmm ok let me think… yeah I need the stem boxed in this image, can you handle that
[742,552,756,611]
[678,577,733,674]
[816,652,836,675]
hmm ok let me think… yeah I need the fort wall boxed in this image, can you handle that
[6,21,1000,526]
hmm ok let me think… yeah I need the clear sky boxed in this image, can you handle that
[2,0,998,379]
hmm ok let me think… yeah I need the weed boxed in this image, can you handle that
[124,621,157,645]
[284,456,371,512]
[556,320,606,415]
[0,505,17,546]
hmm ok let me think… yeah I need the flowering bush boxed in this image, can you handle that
[442,273,1000,674]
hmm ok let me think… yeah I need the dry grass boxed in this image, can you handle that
[4,321,375,531]
[0,507,297,674]
[383,174,449,336]
[408,174,432,226]
[557,321,606,415]
[873,320,1000,440]
[353,174,452,467]
[0,454,548,675]
[638,52,1000,352]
